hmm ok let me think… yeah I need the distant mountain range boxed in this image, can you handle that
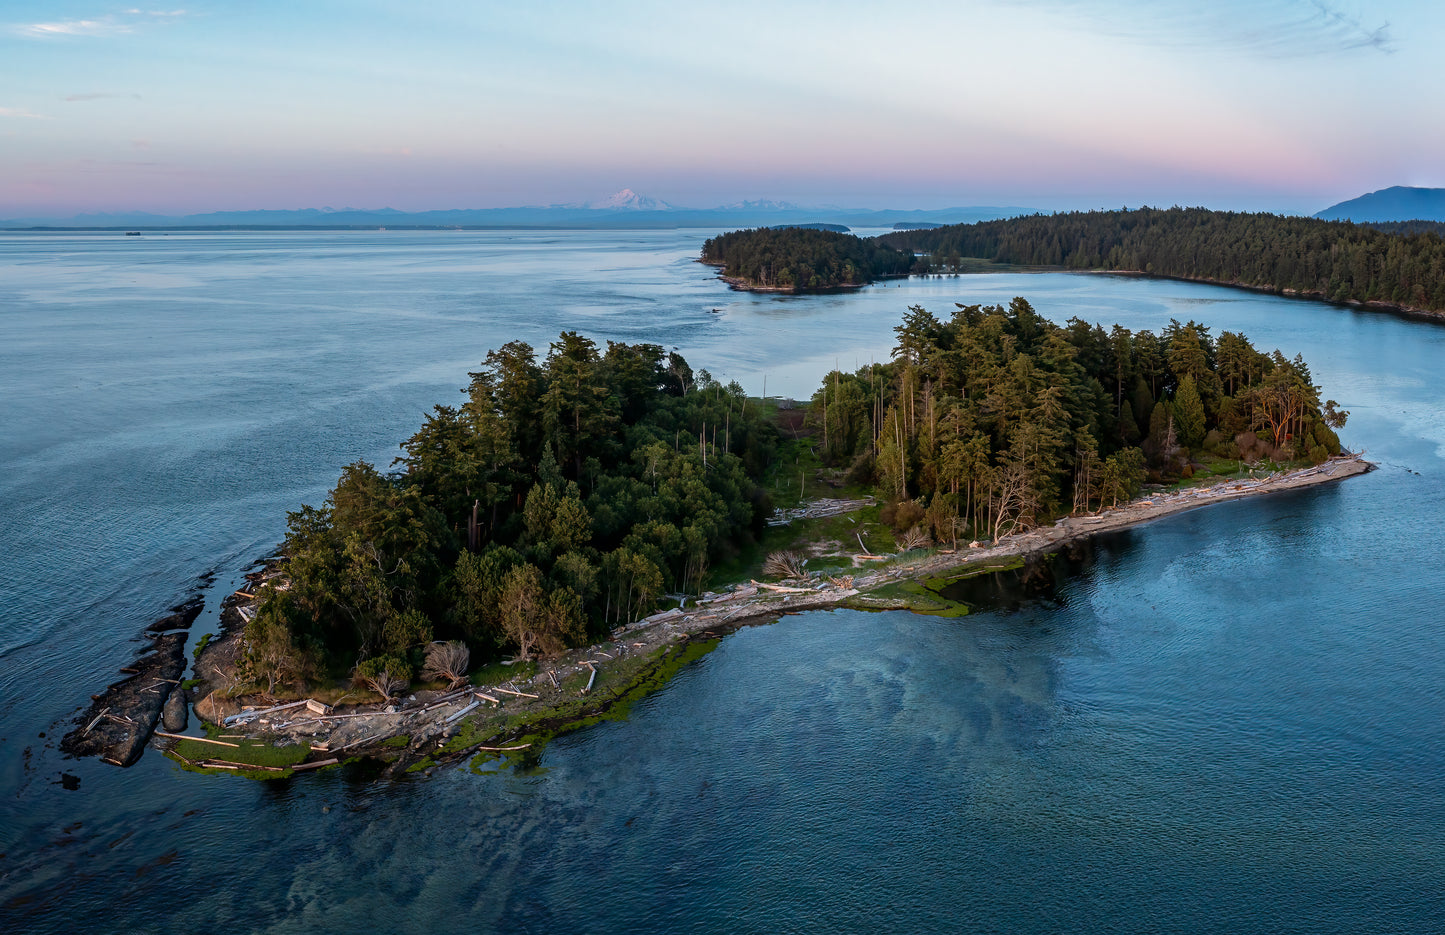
[0,190,1026,231]
[1316,186,1445,223]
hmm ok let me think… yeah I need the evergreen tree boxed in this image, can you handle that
[1174,374,1206,449]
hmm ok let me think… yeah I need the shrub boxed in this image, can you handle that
[888,499,926,532]
[846,451,876,486]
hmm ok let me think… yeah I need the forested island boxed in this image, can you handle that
[700,226,914,291]
[768,222,851,233]
[876,207,1445,315]
[68,297,1360,774]
[235,302,1344,702]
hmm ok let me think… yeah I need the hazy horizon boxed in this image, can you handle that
[4,1,1441,218]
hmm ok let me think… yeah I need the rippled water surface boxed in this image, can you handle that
[2,230,1443,932]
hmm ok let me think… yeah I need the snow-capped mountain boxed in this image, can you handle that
[586,189,674,211]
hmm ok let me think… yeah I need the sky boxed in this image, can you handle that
[1,0,1441,218]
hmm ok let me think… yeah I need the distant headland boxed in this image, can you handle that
[1,192,1024,232]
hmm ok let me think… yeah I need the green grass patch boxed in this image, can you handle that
[559,669,591,693]
[192,633,213,660]
[763,431,828,510]
[942,257,1038,274]
[167,731,311,779]
[712,500,893,588]
[471,658,538,686]
[379,734,410,749]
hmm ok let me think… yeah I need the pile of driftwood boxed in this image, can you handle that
[767,497,874,526]
[190,680,547,762]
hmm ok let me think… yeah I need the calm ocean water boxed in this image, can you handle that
[2,230,1442,932]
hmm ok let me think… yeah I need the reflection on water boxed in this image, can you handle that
[3,232,1445,933]
[938,539,1110,613]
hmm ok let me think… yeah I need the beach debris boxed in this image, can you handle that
[201,760,285,772]
[154,730,239,747]
[165,455,1373,774]
[444,700,480,723]
[750,580,811,593]
[224,699,310,727]
[767,497,874,526]
[290,758,340,772]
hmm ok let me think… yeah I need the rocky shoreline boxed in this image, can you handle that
[59,592,206,766]
[63,454,1373,777]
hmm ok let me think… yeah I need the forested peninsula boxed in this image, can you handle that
[242,300,1346,694]
[701,226,914,291]
[73,298,1361,775]
[876,207,1445,316]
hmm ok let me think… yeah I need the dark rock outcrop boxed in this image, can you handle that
[145,595,204,633]
[61,606,195,768]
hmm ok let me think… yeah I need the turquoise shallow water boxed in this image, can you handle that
[1,230,1442,932]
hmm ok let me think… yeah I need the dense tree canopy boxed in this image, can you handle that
[701,227,914,291]
[243,302,1346,696]
[805,298,1345,545]
[877,207,1445,312]
[246,336,777,691]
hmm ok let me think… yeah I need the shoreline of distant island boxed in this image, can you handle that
[1086,269,1445,324]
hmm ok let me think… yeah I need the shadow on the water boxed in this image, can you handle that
[938,530,1136,615]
